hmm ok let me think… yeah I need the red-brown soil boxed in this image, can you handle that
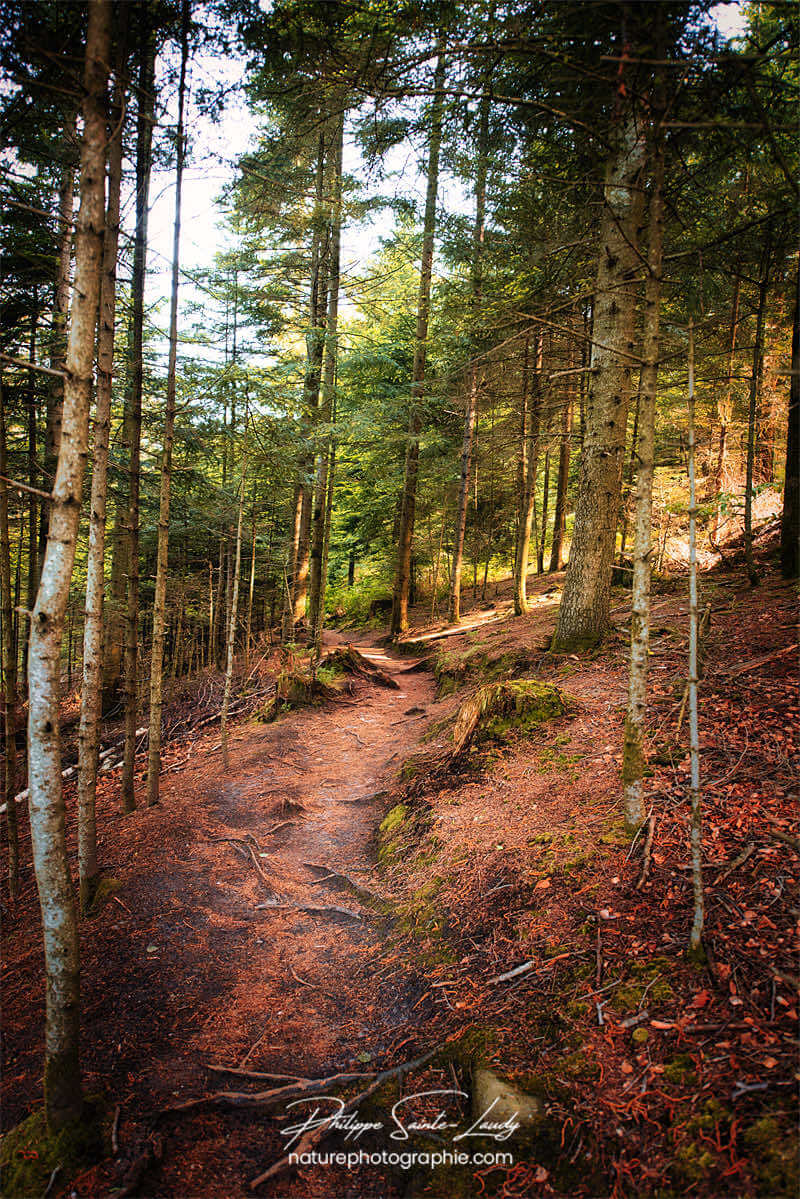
[2,552,798,1199]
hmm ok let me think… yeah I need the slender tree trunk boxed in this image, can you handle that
[22,307,39,694]
[391,49,446,638]
[713,268,741,539]
[246,512,256,667]
[744,229,771,587]
[514,331,542,613]
[309,108,344,652]
[146,0,189,806]
[553,107,646,650]
[26,0,110,1129]
[41,121,76,550]
[120,21,156,813]
[449,86,489,624]
[221,446,246,769]
[0,383,19,899]
[77,25,126,910]
[549,380,573,573]
[780,260,799,578]
[622,118,664,835]
[618,381,641,565]
[537,447,551,574]
[287,126,330,635]
[686,320,704,958]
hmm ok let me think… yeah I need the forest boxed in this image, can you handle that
[1,0,798,1196]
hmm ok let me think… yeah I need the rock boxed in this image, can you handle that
[471,1065,544,1130]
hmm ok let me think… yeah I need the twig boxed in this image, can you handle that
[111,1105,121,1155]
[248,1047,441,1188]
[715,842,755,886]
[635,813,656,890]
[255,901,365,920]
[207,1065,307,1082]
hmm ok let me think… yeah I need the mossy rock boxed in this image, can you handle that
[0,1102,105,1198]
[377,802,433,869]
[86,875,121,917]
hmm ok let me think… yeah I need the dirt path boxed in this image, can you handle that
[4,636,437,1197]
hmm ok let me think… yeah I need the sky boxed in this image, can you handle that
[142,1,751,367]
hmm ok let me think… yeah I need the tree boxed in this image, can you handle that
[780,260,799,578]
[77,11,128,910]
[147,0,190,806]
[26,0,111,1128]
[552,70,646,651]
[391,48,446,637]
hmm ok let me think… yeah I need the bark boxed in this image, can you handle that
[42,119,77,538]
[221,448,246,769]
[744,228,771,587]
[77,21,126,912]
[549,383,573,573]
[713,269,741,538]
[686,321,704,958]
[22,308,39,692]
[622,119,664,835]
[309,108,345,652]
[146,0,189,806]
[449,85,490,624]
[245,511,256,667]
[391,50,446,638]
[537,447,551,574]
[552,108,646,650]
[26,0,110,1129]
[618,381,641,564]
[120,20,156,812]
[513,332,542,614]
[287,127,330,635]
[0,383,19,899]
[780,260,799,578]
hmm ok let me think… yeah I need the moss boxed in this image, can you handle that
[0,1101,105,1198]
[600,816,630,846]
[559,1048,603,1082]
[672,1141,717,1186]
[433,646,535,699]
[632,1026,650,1046]
[743,1115,799,1197]
[663,1053,697,1086]
[610,959,673,1014]
[86,875,120,917]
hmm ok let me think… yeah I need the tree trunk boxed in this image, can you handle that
[120,20,156,812]
[780,260,799,578]
[287,126,330,635]
[146,0,189,806]
[21,307,39,694]
[513,331,542,614]
[618,380,641,565]
[622,118,664,835]
[713,268,741,539]
[41,120,76,557]
[449,85,489,624]
[549,380,573,573]
[26,0,110,1129]
[77,22,126,910]
[744,228,772,587]
[686,321,704,959]
[391,49,446,638]
[245,511,256,668]
[309,108,345,652]
[221,447,246,769]
[537,447,551,574]
[552,108,646,650]
[0,383,19,899]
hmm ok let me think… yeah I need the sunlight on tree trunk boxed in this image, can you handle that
[552,106,646,651]
[147,0,189,806]
[744,227,771,587]
[78,22,127,911]
[391,49,446,638]
[26,0,110,1128]
[0,384,19,898]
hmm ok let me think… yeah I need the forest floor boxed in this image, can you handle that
[2,536,798,1199]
